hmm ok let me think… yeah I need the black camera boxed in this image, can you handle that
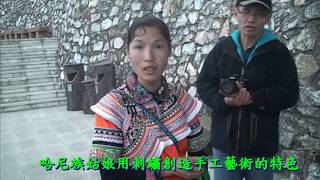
[219,74,247,97]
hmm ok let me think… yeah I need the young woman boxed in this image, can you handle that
[90,16,209,180]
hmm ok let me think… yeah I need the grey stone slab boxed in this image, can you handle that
[0,105,96,180]
[27,116,49,123]
[58,131,87,144]
[1,140,19,155]
[23,161,56,180]
[1,152,21,165]
[52,124,78,135]
[43,144,71,159]
[19,148,47,166]
[1,147,19,162]
[0,124,13,133]
[17,137,42,150]
[13,123,34,133]
[1,164,25,180]
[39,134,65,147]
[69,119,93,130]
[48,118,72,125]
[66,140,91,154]
[0,113,19,121]
[80,129,94,140]
[85,170,101,180]
[33,123,55,134]
[25,174,55,180]
[12,121,32,129]
[1,98,66,113]
[70,150,90,159]
[15,129,37,140]
[1,131,17,143]
[13,118,34,127]
[54,170,89,180]
[48,117,72,125]
[1,158,22,172]
[0,122,13,134]
[29,109,53,117]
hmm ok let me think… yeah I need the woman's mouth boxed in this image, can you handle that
[143,66,157,73]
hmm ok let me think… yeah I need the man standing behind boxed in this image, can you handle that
[196,0,299,179]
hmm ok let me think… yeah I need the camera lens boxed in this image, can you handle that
[219,79,239,96]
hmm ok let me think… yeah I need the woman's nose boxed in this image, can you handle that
[143,47,154,61]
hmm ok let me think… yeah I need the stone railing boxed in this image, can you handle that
[0,27,52,40]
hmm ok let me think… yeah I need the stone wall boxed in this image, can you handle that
[272,1,320,179]
[1,0,319,179]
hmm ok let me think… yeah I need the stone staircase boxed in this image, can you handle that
[0,38,66,113]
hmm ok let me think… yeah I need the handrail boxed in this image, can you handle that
[0,27,52,40]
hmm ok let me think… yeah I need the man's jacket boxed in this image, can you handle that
[196,29,299,157]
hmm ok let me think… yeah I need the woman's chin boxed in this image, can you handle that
[138,75,161,84]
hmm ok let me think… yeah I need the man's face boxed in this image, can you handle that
[235,5,271,38]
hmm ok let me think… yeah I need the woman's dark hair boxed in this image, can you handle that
[127,16,171,50]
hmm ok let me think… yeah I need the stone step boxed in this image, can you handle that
[0,55,57,64]
[0,61,57,71]
[0,39,59,45]
[0,46,59,54]
[0,97,67,113]
[0,37,59,46]
[0,42,59,48]
[0,67,57,79]
[0,74,58,86]
[0,37,63,113]
[0,89,66,104]
[0,40,58,45]
[0,82,64,95]
[0,49,57,58]
[0,40,58,50]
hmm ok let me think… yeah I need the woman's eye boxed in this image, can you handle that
[155,44,163,49]
[134,45,143,49]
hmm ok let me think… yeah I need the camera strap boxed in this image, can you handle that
[243,46,255,65]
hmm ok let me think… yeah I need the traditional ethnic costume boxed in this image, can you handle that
[90,73,209,180]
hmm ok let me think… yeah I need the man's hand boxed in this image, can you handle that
[224,81,252,106]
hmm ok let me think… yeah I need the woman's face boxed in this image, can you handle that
[128,26,169,89]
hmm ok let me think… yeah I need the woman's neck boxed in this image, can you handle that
[138,78,162,93]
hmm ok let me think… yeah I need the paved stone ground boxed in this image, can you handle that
[0,105,289,180]
[0,106,100,180]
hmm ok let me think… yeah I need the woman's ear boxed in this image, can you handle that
[233,7,237,16]
[126,55,133,67]
[233,7,239,19]
[127,48,131,59]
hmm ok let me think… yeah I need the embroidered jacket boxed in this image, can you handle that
[90,73,209,164]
